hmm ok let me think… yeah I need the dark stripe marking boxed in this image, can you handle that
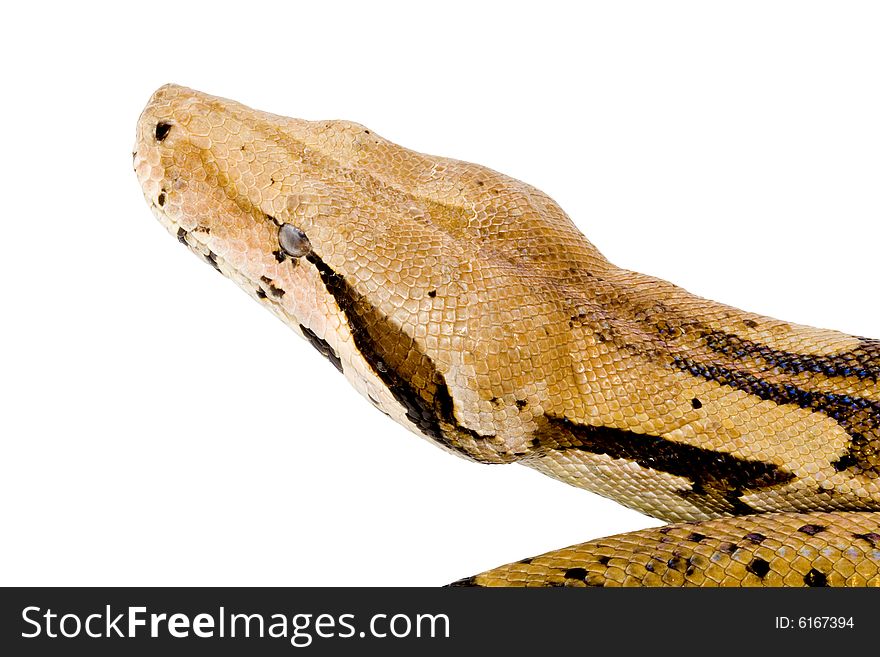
[304,252,491,458]
[568,295,880,474]
[299,324,343,373]
[672,356,880,477]
[537,415,795,516]
[704,330,880,382]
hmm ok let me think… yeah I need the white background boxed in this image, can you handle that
[1,2,878,586]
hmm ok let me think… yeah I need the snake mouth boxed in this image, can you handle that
[132,148,222,276]
[133,157,311,355]
[145,204,237,292]
[139,185,309,346]
[131,140,226,283]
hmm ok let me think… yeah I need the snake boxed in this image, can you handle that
[134,84,880,587]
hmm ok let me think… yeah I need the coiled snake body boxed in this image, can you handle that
[134,85,880,586]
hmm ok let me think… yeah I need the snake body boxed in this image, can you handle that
[134,85,880,586]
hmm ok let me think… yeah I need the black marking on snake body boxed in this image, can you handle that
[831,452,860,473]
[666,556,685,572]
[703,330,880,382]
[205,251,222,273]
[305,252,493,459]
[804,569,828,587]
[537,415,795,516]
[260,276,285,298]
[832,433,880,479]
[747,558,771,578]
[564,567,588,580]
[798,524,826,536]
[853,532,880,547]
[445,576,480,587]
[299,324,343,374]
[699,485,757,515]
[176,227,188,245]
[744,532,766,544]
[272,250,287,263]
[255,288,267,299]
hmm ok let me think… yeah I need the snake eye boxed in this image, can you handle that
[279,223,312,258]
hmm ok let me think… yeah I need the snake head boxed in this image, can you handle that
[133,84,589,463]
[133,83,375,349]
[133,84,463,452]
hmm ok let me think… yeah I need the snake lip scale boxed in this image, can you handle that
[134,84,880,587]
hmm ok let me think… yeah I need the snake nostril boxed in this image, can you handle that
[155,122,172,141]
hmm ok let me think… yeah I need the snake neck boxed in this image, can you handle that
[426,265,880,521]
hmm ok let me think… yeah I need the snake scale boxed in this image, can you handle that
[134,85,880,587]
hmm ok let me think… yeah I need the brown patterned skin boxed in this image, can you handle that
[134,84,880,586]
[451,512,880,587]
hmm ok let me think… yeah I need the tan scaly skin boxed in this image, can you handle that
[134,84,880,587]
